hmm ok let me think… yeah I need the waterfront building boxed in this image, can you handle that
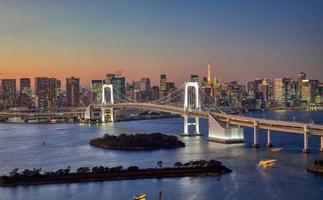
[91,80,103,104]
[151,86,159,101]
[222,81,245,108]
[297,72,306,99]
[111,75,126,103]
[191,74,199,82]
[213,76,221,98]
[1,79,16,108]
[139,78,150,91]
[202,77,208,88]
[66,77,80,107]
[247,78,262,100]
[80,87,91,106]
[207,63,212,86]
[301,80,319,104]
[35,77,49,111]
[19,78,32,107]
[159,74,168,99]
[48,78,61,110]
[35,77,60,111]
[105,73,115,84]
[274,78,291,105]
[258,81,269,102]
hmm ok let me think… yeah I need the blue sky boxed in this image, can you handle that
[0,0,322,85]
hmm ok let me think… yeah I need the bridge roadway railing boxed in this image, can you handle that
[211,113,323,136]
[1,103,322,136]
[0,111,85,118]
[93,103,208,118]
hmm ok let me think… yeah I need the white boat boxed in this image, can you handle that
[259,159,277,167]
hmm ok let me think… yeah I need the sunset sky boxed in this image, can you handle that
[0,0,322,86]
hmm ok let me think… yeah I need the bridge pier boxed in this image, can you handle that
[195,116,200,135]
[183,115,200,136]
[183,115,188,135]
[302,125,310,153]
[101,108,114,123]
[320,136,323,152]
[101,84,114,123]
[252,121,259,148]
[266,130,273,147]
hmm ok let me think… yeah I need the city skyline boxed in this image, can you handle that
[1,0,323,86]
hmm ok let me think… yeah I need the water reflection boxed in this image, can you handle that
[0,111,322,200]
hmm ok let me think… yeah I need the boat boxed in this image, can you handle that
[133,194,146,200]
[258,159,277,167]
[270,147,283,152]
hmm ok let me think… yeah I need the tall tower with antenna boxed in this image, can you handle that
[207,63,211,86]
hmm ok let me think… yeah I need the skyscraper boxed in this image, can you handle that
[139,78,150,91]
[191,74,199,82]
[301,80,319,104]
[1,79,16,107]
[35,77,49,111]
[207,63,211,86]
[159,74,168,99]
[66,77,80,107]
[111,76,126,103]
[274,78,291,105]
[20,78,32,107]
[48,78,61,110]
[91,80,103,104]
[34,77,60,111]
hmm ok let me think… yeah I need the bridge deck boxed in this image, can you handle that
[1,103,322,136]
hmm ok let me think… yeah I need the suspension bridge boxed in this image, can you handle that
[0,82,323,152]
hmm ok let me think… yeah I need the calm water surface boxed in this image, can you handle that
[0,111,322,200]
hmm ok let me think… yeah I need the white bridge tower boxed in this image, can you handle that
[183,82,200,136]
[101,84,114,122]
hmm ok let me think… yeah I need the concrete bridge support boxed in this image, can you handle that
[303,125,310,153]
[101,84,114,123]
[252,121,259,148]
[183,115,200,136]
[266,129,273,147]
[183,82,201,136]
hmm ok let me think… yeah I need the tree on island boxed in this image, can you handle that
[174,162,183,168]
[157,161,163,168]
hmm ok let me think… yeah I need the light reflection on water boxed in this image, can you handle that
[0,111,322,200]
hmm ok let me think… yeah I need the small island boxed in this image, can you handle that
[307,160,323,175]
[0,160,232,187]
[90,132,185,150]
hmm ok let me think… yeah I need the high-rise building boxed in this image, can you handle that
[20,78,32,107]
[66,77,80,107]
[80,87,91,106]
[34,77,60,111]
[139,78,150,91]
[213,76,221,97]
[48,78,61,109]
[35,77,49,111]
[297,72,306,99]
[301,80,319,104]
[91,80,103,104]
[207,63,211,86]
[111,76,126,103]
[159,74,168,98]
[274,78,291,104]
[247,78,262,100]
[105,73,115,84]
[259,81,269,102]
[191,74,199,82]
[151,86,159,101]
[1,79,16,107]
